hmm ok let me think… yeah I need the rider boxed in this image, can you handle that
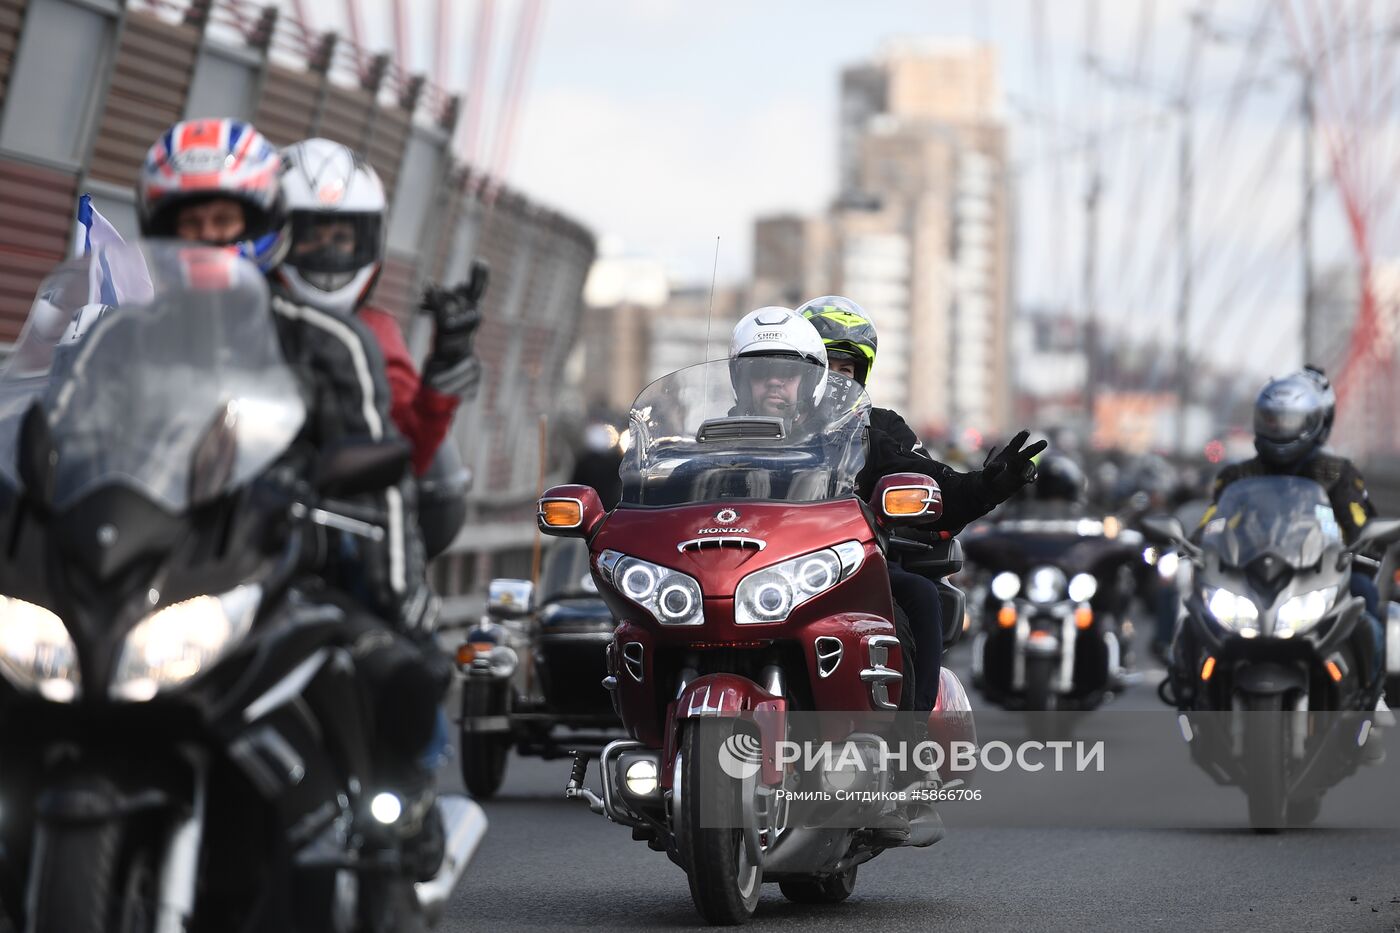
[1173,367,1386,710]
[278,137,486,477]
[796,296,1045,709]
[137,118,447,877]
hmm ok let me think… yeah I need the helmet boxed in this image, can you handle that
[138,119,287,271]
[728,307,828,420]
[1032,453,1087,504]
[1254,370,1332,467]
[795,295,878,386]
[277,138,387,315]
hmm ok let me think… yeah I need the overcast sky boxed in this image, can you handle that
[300,0,1399,376]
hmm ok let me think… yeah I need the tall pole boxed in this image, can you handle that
[1082,169,1101,436]
[1081,0,1101,441]
[1173,95,1193,456]
[1299,66,1315,366]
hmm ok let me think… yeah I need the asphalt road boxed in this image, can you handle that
[437,642,1400,932]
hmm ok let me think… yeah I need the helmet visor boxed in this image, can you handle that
[287,212,381,275]
[1254,403,1315,442]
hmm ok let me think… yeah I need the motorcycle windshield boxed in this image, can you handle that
[1199,476,1342,568]
[619,359,870,507]
[0,241,306,512]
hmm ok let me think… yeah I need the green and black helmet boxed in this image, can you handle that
[796,295,878,386]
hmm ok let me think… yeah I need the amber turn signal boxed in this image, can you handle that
[1200,656,1216,682]
[997,605,1017,628]
[1074,606,1093,629]
[539,498,583,528]
[882,487,931,517]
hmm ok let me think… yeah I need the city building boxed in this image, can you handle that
[755,39,1012,441]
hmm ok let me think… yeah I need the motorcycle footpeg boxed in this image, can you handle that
[563,752,605,814]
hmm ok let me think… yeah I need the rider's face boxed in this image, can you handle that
[292,219,357,260]
[749,372,801,418]
[174,199,246,245]
[828,359,858,381]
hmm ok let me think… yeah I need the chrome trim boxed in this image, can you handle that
[597,549,623,582]
[859,667,903,710]
[538,496,585,530]
[814,636,843,678]
[244,649,329,723]
[880,483,938,518]
[598,740,649,828]
[602,675,617,691]
[677,537,767,552]
[863,636,903,710]
[622,641,644,683]
[686,684,736,716]
[762,664,785,698]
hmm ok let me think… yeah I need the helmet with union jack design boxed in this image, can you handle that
[137,118,288,271]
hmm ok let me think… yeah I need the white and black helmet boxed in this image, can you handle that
[1254,369,1335,466]
[277,138,386,315]
[728,306,829,417]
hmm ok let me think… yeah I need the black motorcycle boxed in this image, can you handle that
[456,538,622,797]
[964,516,1142,716]
[1147,475,1400,830]
[0,244,484,931]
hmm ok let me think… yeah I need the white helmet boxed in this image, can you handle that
[728,306,829,417]
[276,138,386,315]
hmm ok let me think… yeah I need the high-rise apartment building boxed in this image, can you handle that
[833,39,1011,440]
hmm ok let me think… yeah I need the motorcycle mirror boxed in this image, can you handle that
[486,578,534,619]
[871,473,943,525]
[314,439,411,498]
[538,484,606,539]
[16,403,55,511]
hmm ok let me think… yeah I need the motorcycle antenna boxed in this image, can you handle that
[703,236,720,363]
[701,236,720,402]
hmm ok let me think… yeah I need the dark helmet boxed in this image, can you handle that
[1254,369,1333,467]
[795,296,878,386]
[1033,453,1088,503]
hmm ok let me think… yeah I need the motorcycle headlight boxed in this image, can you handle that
[1067,573,1098,603]
[1026,566,1067,605]
[111,584,262,701]
[1275,586,1337,638]
[735,541,864,625]
[1204,586,1259,635]
[600,551,704,626]
[0,596,80,702]
[990,572,1020,601]
[1157,551,1180,580]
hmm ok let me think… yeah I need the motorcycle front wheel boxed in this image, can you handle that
[1241,692,1287,832]
[676,723,762,925]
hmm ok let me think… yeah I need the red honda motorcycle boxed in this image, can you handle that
[539,360,975,924]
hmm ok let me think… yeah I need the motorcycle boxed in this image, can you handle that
[1145,475,1400,830]
[455,538,622,797]
[0,243,485,931]
[538,360,974,924]
[963,515,1141,720]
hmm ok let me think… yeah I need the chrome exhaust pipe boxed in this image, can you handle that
[415,795,488,924]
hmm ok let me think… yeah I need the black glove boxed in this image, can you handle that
[981,430,1048,502]
[422,259,489,397]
